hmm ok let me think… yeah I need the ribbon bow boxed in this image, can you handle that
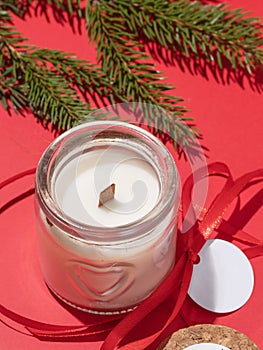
[1,162,263,350]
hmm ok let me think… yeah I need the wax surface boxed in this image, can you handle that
[55,147,160,227]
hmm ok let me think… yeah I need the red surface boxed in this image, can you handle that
[1,1,263,349]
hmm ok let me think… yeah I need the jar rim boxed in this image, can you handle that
[35,121,179,242]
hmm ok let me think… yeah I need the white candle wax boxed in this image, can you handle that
[55,147,160,227]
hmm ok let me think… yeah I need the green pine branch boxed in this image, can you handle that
[85,1,196,146]
[94,0,263,73]
[28,49,126,103]
[0,22,118,128]
[1,0,263,149]
[0,25,86,127]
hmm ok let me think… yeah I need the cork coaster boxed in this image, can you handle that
[157,324,259,350]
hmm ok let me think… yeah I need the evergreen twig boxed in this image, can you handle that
[103,0,263,73]
[86,1,196,146]
[0,0,262,147]
[0,23,103,128]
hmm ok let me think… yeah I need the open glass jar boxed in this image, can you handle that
[35,121,179,314]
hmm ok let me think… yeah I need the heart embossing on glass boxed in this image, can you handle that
[66,260,135,302]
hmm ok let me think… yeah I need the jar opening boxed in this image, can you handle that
[35,121,179,242]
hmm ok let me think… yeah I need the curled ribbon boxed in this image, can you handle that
[1,162,263,349]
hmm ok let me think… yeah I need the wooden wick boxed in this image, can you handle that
[98,184,116,207]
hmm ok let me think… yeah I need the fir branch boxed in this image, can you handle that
[100,0,263,73]
[85,1,196,147]
[0,23,114,128]
[28,49,126,103]
[1,0,263,147]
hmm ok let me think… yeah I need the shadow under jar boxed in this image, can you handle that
[35,121,179,314]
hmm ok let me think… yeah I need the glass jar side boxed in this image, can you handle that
[35,202,177,313]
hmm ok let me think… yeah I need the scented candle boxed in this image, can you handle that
[35,121,179,314]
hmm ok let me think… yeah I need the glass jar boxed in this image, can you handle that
[35,121,179,314]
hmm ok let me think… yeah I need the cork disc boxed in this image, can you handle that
[157,324,259,350]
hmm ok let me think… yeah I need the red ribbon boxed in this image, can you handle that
[1,162,263,349]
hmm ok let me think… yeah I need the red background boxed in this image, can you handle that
[1,1,262,349]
